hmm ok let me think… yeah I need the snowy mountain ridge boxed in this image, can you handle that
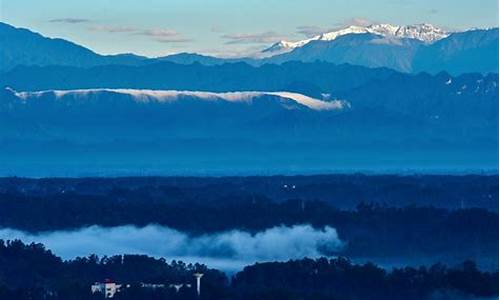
[263,23,450,55]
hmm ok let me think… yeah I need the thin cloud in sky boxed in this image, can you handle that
[296,25,336,38]
[88,25,137,33]
[136,28,179,37]
[49,18,91,24]
[155,37,193,43]
[332,17,376,28]
[222,31,289,44]
[346,17,376,26]
[135,28,192,43]
[88,25,192,43]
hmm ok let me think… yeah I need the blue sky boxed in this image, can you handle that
[0,0,498,57]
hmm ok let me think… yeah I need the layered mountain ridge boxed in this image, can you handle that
[0,21,497,174]
[0,22,497,75]
[1,69,497,174]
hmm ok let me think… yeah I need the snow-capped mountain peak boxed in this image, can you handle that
[392,23,449,42]
[317,25,374,41]
[262,39,312,54]
[262,23,450,55]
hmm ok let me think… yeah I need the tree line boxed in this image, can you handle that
[0,190,496,260]
[0,240,496,300]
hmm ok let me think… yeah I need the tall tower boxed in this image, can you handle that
[193,273,204,297]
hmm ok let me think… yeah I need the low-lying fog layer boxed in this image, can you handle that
[0,224,344,272]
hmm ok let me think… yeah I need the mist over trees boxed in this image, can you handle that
[0,175,497,299]
[0,175,497,264]
[0,196,497,262]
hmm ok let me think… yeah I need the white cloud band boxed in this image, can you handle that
[13,88,347,111]
[0,224,344,272]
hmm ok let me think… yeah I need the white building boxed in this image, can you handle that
[91,279,123,298]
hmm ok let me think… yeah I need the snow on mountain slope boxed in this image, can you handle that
[11,88,347,111]
[263,23,450,55]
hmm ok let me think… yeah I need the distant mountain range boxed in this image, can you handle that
[0,61,398,95]
[0,22,498,75]
[1,68,497,174]
[0,21,498,175]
